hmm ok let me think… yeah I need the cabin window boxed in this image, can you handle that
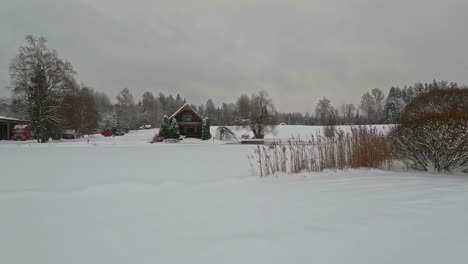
[181,114,193,122]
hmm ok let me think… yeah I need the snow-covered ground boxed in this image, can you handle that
[1,126,467,264]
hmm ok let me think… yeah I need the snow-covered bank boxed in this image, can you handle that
[1,127,467,264]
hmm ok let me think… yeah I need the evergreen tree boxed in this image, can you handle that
[384,87,404,123]
[175,94,183,107]
[166,95,176,114]
[197,105,205,117]
[205,99,217,124]
[384,99,404,124]
[202,117,212,140]
[159,115,170,137]
[168,117,180,139]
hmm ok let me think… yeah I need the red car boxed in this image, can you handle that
[101,130,113,137]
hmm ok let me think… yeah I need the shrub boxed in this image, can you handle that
[158,116,180,139]
[391,116,468,172]
[150,134,164,143]
[392,88,468,173]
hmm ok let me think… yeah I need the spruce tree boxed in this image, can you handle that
[169,118,180,139]
[159,115,169,137]
[202,117,212,140]
[385,100,399,123]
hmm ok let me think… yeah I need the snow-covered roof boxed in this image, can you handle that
[0,115,22,122]
[13,124,29,129]
[169,103,203,120]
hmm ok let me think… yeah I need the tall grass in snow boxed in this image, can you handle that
[249,126,394,177]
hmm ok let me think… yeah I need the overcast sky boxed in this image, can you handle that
[1,0,467,112]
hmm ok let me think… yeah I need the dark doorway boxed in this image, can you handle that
[186,127,196,135]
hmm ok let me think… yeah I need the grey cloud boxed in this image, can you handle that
[1,0,467,112]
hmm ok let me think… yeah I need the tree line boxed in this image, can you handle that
[277,80,466,126]
[172,80,465,128]
[1,35,467,142]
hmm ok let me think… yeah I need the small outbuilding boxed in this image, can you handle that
[169,104,203,138]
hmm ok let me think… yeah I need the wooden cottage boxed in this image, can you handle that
[169,104,203,138]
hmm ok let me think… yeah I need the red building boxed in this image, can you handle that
[169,104,203,138]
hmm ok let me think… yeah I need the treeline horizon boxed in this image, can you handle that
[3,79,465,127]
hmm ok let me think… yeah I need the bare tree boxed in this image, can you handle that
[61,77,81,133]
[340,104,357,125]
[0,97,12,117]
[141,91,163,126]
[79,86,99,135]
[61,80,99,136]
[360,88,385,124]
[315,97,338,125]
[9,35,75,142]
[235,91,277,139]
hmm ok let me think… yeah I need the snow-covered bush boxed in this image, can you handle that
[391,117,468,172]
[150,134,164,143]
[158,115,180,139]
[391,88,468,173]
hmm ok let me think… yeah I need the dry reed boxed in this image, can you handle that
[249,126,394,177]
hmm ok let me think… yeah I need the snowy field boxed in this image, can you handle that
[1,126,468,264]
